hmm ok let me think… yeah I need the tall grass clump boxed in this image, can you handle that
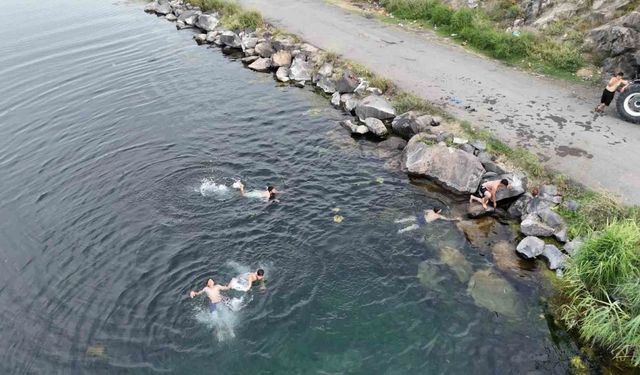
[187,0,262,30]
[561,221,640,366]
[378,0,583,74]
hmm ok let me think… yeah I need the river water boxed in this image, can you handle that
[0,1,581,374]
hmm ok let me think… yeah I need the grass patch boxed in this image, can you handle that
[378,0,583,75]
[391,92,449,117]
[187,0,263,30]
[560,221,640,367]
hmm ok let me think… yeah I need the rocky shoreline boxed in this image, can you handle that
[144,0,582,275]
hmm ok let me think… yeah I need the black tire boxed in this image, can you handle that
[616,83,640,124]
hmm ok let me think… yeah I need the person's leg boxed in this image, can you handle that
[481,192,492,209]
[395,217,416,223]
[470,195,483,204]
[398,224,419,233]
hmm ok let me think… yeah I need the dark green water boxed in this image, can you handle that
[0,0,579,373]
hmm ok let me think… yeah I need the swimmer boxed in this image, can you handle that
[229,269,266,291]
[233,181,279,200]
[189,279,232,313]
[396,207,460,234]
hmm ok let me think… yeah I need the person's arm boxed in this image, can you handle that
[190,288,205,298]
[621,80,630,91]
[218,285,231,291]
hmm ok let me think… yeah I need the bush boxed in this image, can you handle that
[430,3,452,26]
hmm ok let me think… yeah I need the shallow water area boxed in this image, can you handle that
[0,0,580,374]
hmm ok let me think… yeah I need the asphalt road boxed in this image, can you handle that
[240,0,640,203]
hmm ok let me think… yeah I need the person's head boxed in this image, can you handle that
[256,269,265,280]
[267,186,275,199]
[207,279,215,287]
[617,72,624,78]
[500,179,509,187]
[432,206,443,214]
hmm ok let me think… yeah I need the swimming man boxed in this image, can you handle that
[396,207,459,233]
[469,178,509,209]
[189,279,231,313]
[229,269,266,291]
[234,181,278,200]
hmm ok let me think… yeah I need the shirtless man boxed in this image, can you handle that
[596,72,629,113]
[229,269,265,291]
[469,179,509,209]
[234,181,278,200]
[395,207,459,234]
[189,279,231,313]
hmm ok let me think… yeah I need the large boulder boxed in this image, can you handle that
[537,208,565,230]
[467,269,519,317]
[391,111,432,140]
[219,31,241,48]
[541,244,567,270]
[520,213,555,237]
[485,173,527,201]
[378,137,407,151]
[289,55,313,81]
[275,67,290,82]
[314,63,333,83]
[516,236,545,259]
[272,36,296,51]
[339,119,368,135]
[241,36,259,51]
[363,118,388,137]
[177,10,200,25]
[248,58,272,72]
[355,96,395,121]
[316,75,336,94]
[195,14,219,31]
[402,140,485,194]
[439,246,473,283]
[508,193,533,218]
[335,70,360,93]
[271,50,292,67]
[255,42,274,58]
[340,94,359,112]
[588,22,639,58]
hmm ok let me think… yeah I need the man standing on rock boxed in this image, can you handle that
[470,179,509,209]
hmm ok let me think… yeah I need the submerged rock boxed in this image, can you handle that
[363,118,388,137]
[355,96,395,121]
[467,269,519,317]
[378,137,407,151]
[402,141,485,194]
[439,246,473,283]
[516,236,545,259]
[417,259,448,293]
[491,241,524,272]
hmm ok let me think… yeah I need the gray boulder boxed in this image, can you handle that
[564,238,584,256]
[195,14,219,31]
[314,62,333,83]
[255,42,274,58]
[335,70,359,93]
[391,111,432,140]
[193,33,207,45]
[276,67,290,82]
[241,55,259,64]
[355,96,395,122]
[538,185,558,197]
[467,204,495,218]
[516,236,545,259]
[289,55,313,81]
[272,36,296,51]
[588,24,639,57]
[460,143,476,154]
[520,213,555,237]
[145,1,172,15]
[364,118,388,137]
[554,227,568,243]
[166,13,177,21]
[248,58,272,72]
[178,10,200,25]
[339,120,369,135]
[526,196,554,215]
[340,94,359,112]
[563,199,580,212]
[402,141,485,194]
[271,50,292,67]
[508,193,533,218]
[492,173,527,201]
[316,75,336,94]
[537,208,565,230]
[205,31,219,43]
[241,36,259,51]
[378,137,407,151]
[219,31,241,48]
[541,244,567,270]
[330,92,341,107]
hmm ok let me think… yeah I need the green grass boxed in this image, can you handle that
[391,92,449,117]
[560,221,640,366]
[378,0,583,75]
[187,0,263,30]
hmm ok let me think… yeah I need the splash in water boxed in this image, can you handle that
[198,178,230,197]
[194,295,251,342]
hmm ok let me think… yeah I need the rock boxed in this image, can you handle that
[205,31,218,43]
[330,92,341,107]
[316,75,336,94]
[470,140,486,152]
[526,196,554,215]
[467,204,495,218]
[219,31,241,48]
[588,23,639,58]
[457,217,497,248]
[340,94,359,112]
[391,111,432,140]
[294,80,306,88]
[417,259,448,293]
[314,63,333,83]
[271,50,292,68]
[248,58,272,72]
[402,141,485,194]
[175,20,191,30]
[354,80,369,95]
[165,13,177,21]
[255,42,274,58]
[354,125,369,134]
[272,36,296,51]
[335,70,360,93]
[541,244,567,270]
[480,159,506,175]
[521,213,555,237]
[221,46,241,56]
[439,246,473,283]
[537,208,565,230]
[367,87,383,95]
[241,36,259,51]
[554,227,568,243]
[364,118,388,137]
[193,33,207,45]
[491,241,523,272]
[195,13,219,31]
[339,119,368,135]
[538,185,558,197]
[453,137,468,145]
[460,143,476,154]
[289,55,313,81]
[564,238,584,256]
[576,67,596,81]
[276,67,290,82]
[355,96,395,122]
[508,193,533,218]
[177,10,200,25]
[145,0,172,15]
[299,43,319,54]
[467,269,519,317]
[532,2,580,28]
[516,236,545,259]
[241,55,259,64]
[492,173,527,201]
[563,199,580,212]
[378,137,407,151]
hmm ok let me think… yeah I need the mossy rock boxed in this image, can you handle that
[467,269,520,317]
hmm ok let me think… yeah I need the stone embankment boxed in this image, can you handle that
[145,0,580,274]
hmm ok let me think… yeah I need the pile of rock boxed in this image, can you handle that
[586,11,640,79]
